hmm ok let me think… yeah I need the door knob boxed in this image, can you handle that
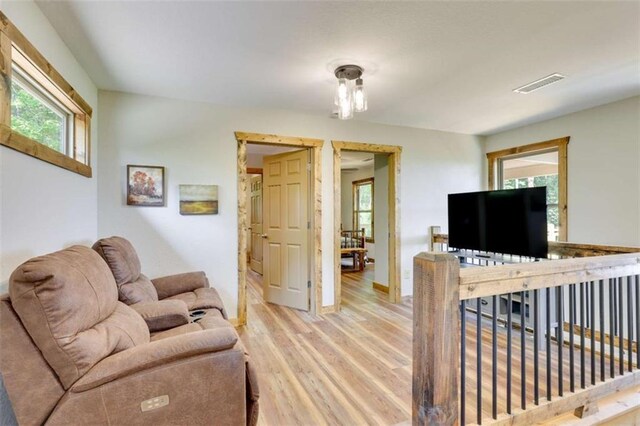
[261,234,268,239]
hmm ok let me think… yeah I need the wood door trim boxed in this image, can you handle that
[332,140,402,309]
[236,132,323,326]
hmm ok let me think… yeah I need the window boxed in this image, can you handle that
[0,12,93,177]
[353,178,374,242]
[11,65,73,154]
[487,137,569,241]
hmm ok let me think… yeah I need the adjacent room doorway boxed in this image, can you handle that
[236,132,324,326]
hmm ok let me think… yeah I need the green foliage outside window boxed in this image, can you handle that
[11,79,64,153]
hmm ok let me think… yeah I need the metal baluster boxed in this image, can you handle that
[636,276,640,370]
[521,291,526,409]
[580,282,586,389]
[609,279,615,378]
[546,287,552,400]
[507,293,512,414]
[628,276,634,372]
[533,289,540,405]
[600,280,605,382]
[492,295,497,419]
[590,281,596,386]
[460,302,466,426]
[569,284,575,392]
[619,277,624,375]
[557,286,564,396]
[477,298,482,425]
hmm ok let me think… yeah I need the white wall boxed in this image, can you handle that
[374,154,389,286]
[0,2,98,424]
[98,90,483,315]
[484,96,640,246]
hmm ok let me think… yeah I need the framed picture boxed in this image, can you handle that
[179,185,218,215]
[127,165,165,206]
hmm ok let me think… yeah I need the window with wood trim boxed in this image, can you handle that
[0,12,93,177]
[353,177,374,242]
[487,137,569,241]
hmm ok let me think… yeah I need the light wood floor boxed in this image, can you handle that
[239,266,413,426]
[239,266,618,425]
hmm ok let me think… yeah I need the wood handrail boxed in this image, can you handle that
[459,252,640,300]
[427,227,640,258]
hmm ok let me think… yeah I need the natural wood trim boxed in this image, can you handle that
[0,124,91,177]
[332,140,402,308]
[237,140,248,326]
[246,167,263,175]
[458,252,640,300]
[234,131,323,148]
[333,147,342,310]
[563,322,638,355]
[0,31,10,126]
[0,12,92,117]
[320,305,337,314]
[372,282,389,294]
[486,137,570,161]
[486,136,570,241]
[332,140,402,154]
[487,370,640,426]
[235,132,324,324]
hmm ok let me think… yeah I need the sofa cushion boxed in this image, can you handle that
[118,273,159,305]
[9,246,150,389]
[166,287,227,317]
[93,237,159,304]
[131,299,190,332]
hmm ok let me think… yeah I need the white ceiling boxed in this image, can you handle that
[341,151,374,170]
[36,1,640,135]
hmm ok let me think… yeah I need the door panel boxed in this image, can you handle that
[262,149,310,311]
[249,175,263,274]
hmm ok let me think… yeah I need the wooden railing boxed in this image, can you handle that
[413,227,640,425]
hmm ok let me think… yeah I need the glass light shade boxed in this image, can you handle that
[353,78,367,112]
[335,78,349,106]
[338,95,353,120]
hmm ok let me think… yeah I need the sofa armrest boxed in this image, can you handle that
[152,271,208,299]
[71,328,238,392]
[130,300,190,332]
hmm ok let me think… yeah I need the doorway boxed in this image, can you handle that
[236,132,324,326]
[332,140,402,309]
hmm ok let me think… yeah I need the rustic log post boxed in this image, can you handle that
[413,252,460,425]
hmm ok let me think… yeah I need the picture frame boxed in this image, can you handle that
[179,184,219,215]
[126,165,165,206]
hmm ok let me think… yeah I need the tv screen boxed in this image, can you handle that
[448,187,548,258]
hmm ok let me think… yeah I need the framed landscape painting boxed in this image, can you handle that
[179,185,219,215]
[127,165,165,206]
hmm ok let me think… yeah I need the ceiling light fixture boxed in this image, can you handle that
[334,65,367,119]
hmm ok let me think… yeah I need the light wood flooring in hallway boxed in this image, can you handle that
[238,266,412,426]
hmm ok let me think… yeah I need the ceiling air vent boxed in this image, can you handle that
[513,73,565,94]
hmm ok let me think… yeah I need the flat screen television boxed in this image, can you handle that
[448,187,548,258]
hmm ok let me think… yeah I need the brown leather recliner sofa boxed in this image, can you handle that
[0,244,258,425]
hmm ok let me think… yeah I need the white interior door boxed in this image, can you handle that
[262,149,310,311]
[249,175,263,274]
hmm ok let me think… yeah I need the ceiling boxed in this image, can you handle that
[341,151,374,170]
[36,1,640,135]
[503,152,558,170]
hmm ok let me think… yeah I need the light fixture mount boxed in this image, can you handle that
[334,65,364,81]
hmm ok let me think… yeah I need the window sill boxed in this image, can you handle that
[0,124,91,177]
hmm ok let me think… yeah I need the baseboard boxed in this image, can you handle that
[373,281,389,293]
[320,305,337,314]
[228,317,241,327]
